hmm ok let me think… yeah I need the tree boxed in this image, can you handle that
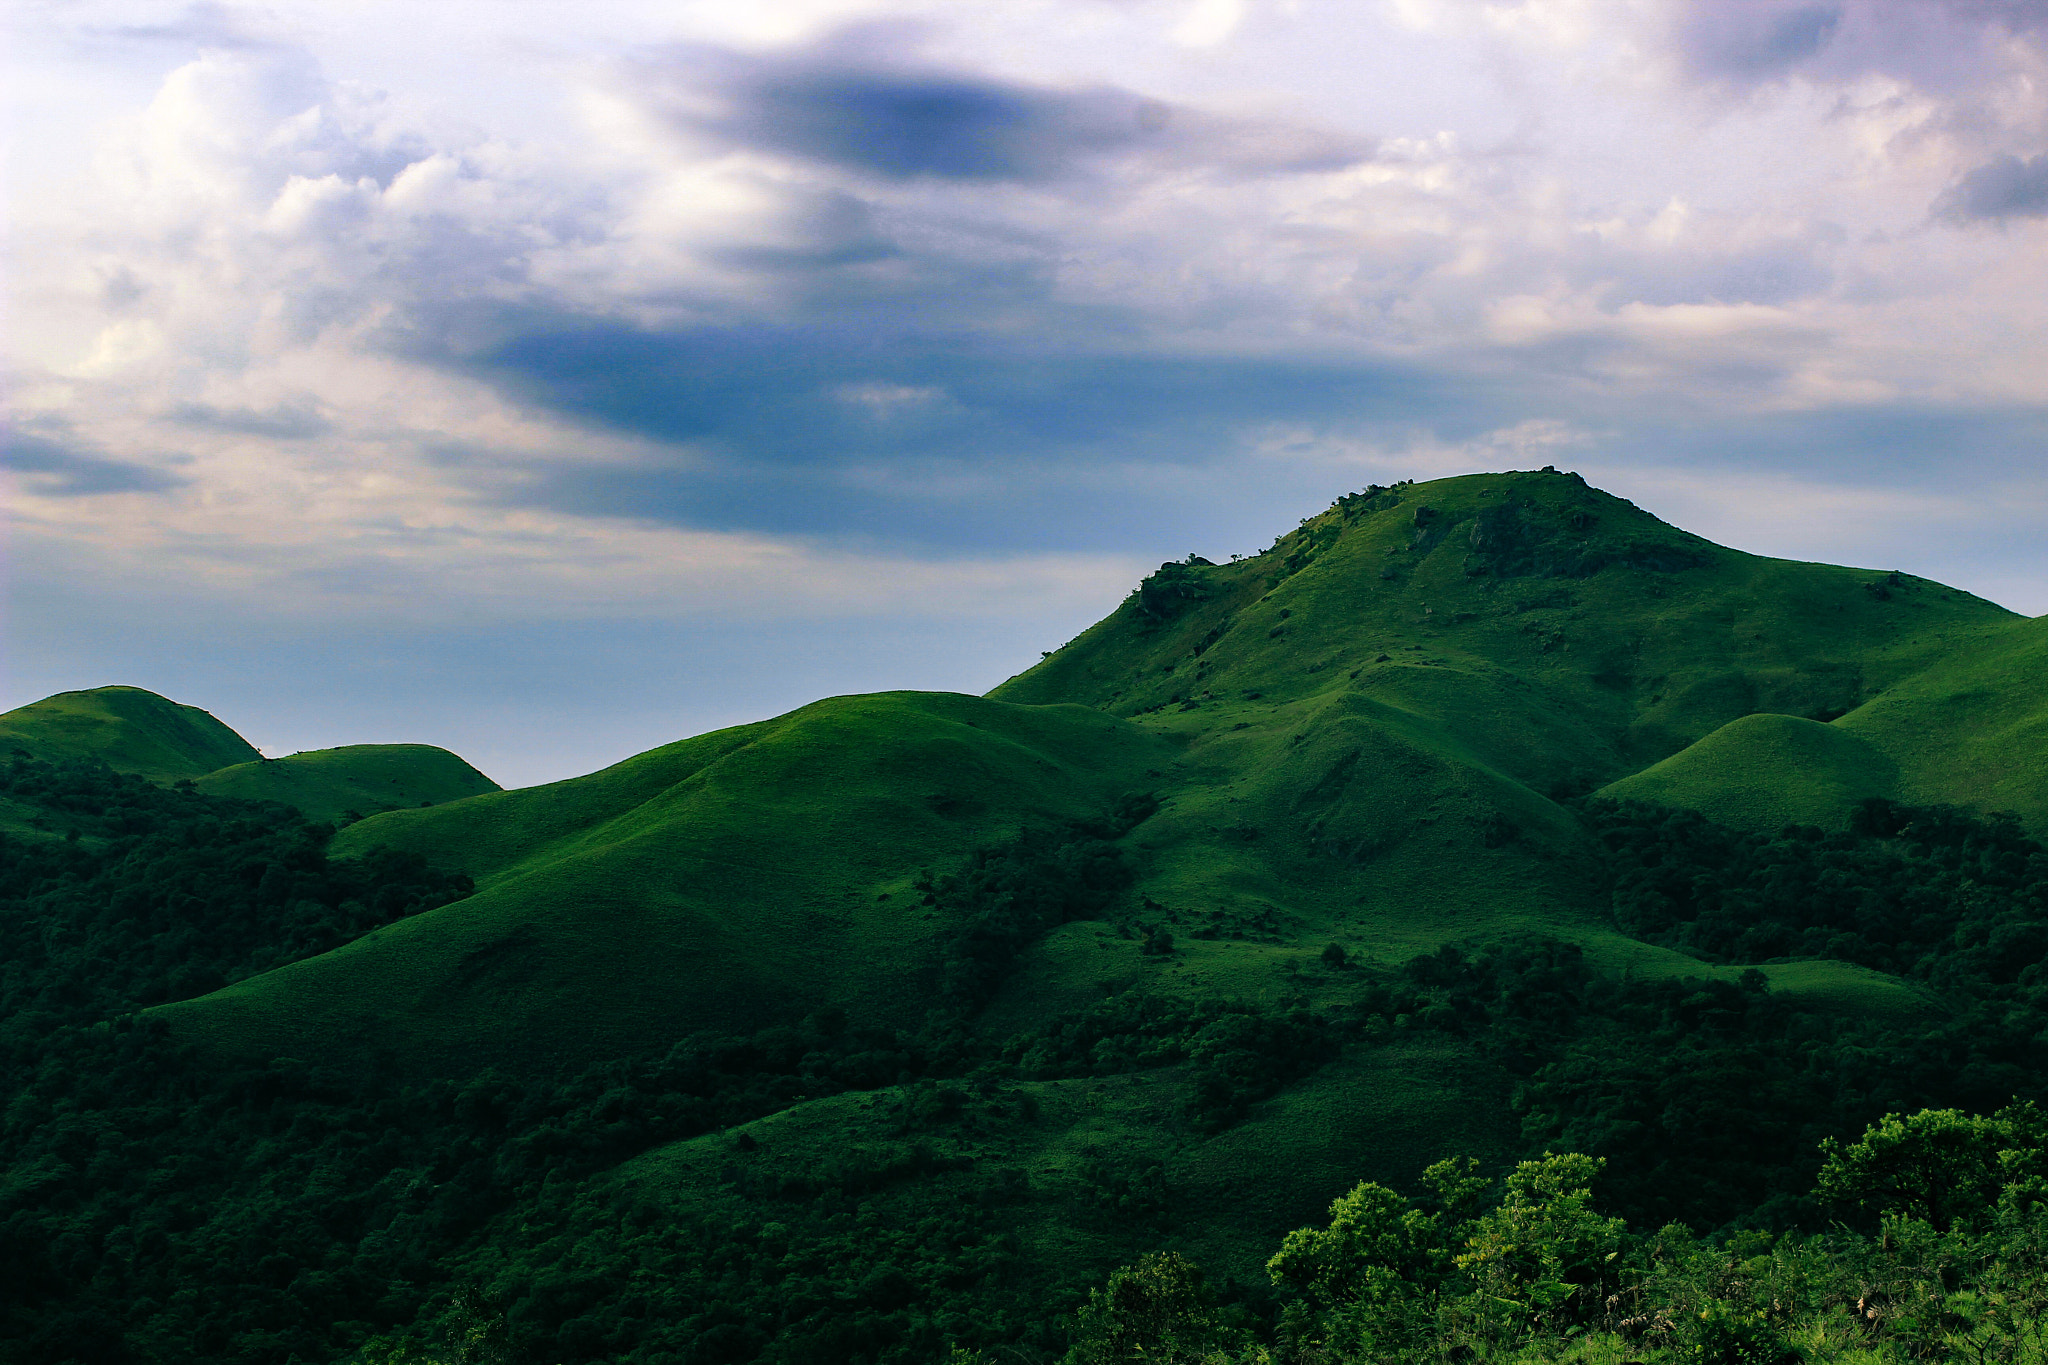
[1065,1251,1243,1364]
[1816,1103,2048,1233]
[1266,1158,1491,1357]
[1452,1152,1626,1343]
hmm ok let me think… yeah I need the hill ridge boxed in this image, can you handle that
[146,467,2048,1092]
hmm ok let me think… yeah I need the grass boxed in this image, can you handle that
[193,744,500,825]
[0,685,259,783]
[1596,712,1899,832]
[1839,612,2048,827]
[141,468,2048,1301]
[155,691,1178,1077]
[609,1027,1519,1315]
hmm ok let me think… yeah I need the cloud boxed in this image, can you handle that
[10,15,2048,643]
[0,429,187,497]
[170,401,331,438]
[90,2,286,52]
[1656,0,2048,92]
[619,27,1373,185]
[1938,153,2048,220]
[1675,3,1844,82]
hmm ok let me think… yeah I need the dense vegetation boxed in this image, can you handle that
[1056,1107,2048,1364]
[0,755,473,1028]
[14,750,2048,1363]
[19,470,2048,1365]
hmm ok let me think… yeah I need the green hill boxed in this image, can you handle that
[155,467,2030,1077]
[1596,712,1899,832]
[994,469,2010,784]
[156,691,1177,1075]
[24,469,2048,1364]
[193,744,500,825]
[1838,612,2048,826]
[0,685,258,782]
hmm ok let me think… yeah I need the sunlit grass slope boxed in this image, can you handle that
[193,744,500,825]
[990,467,2016,984]
[0,685,259,782]
[160,468,2029,1079]
[997,469,2012,787]
[155,692,1178,1076]
[1839,613,2048,827]
[1597,713,1899,832]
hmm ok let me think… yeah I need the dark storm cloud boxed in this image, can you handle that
[1937,153,2048,220]
[627,29,1371,183]
[0,430,188,497]
[460,321,1473,551]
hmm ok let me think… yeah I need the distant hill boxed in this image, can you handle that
[23,469,2048,1361]
[1597,712,1899,832]
[194,744,500,825]
[158,691,1175,1076]
[156,470,2041,1087]
[0,685,498,831]
[0,685,259,782]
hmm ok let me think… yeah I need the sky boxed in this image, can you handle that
[6,0,2048,787]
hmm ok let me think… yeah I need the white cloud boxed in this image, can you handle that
[7,1,2048,778]
[1172,0,1247,47]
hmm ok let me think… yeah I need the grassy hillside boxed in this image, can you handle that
[1839,612,2048,827]
[154,467,2029,1146]
[27,469,2048,1364]
[155,691,1178,1076]
[997,469,2011,779]
[194,744,500,825]
[0,685,258,782]
[1597,712,1899,832]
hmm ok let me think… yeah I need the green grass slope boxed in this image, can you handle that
[193,744,500,825]
[1839,613,2048,827]
[985,468,2019,1010]
[1596,712,1899,832]
[154,692,1178,1077]
[160,469,2018,1079]
[997,469,2013,790]
[0,685,259,782]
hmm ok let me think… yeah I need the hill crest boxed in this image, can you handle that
[0,685,260,783]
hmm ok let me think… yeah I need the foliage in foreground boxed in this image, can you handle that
[1060,1105,2048,1365]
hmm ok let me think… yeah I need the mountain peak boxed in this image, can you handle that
[0,685,261,783]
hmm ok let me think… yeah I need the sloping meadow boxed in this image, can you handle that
[10,469,2048,1362]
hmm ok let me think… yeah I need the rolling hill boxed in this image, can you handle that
[158,691,1176,1075]
[1596,711,1900,832]
[0,685,259,782]
[134,467,2045,1283]
[152,468,2037,1076]
[0,686,499,832]
[194,744,501,825]
[16,467,2048,1363]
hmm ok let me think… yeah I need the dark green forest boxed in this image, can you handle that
[11,748,2048,1362]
